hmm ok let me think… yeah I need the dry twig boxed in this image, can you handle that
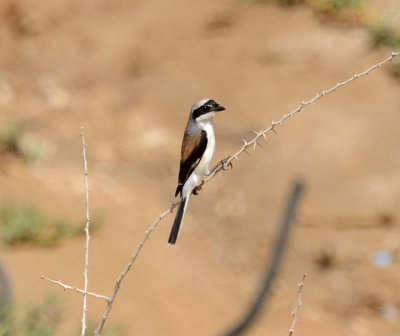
[41,52,400,335]
[94,206,175,335]
[203,51,400,186]
[80,127,91,336]
[40,276,109,301]
[288,273,307,336]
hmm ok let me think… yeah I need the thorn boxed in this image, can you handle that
[271,120,281,131]
[262,133,267,141]
[242,137,248,146]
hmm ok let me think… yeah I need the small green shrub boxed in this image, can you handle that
[367,22,400,49]
[0,294,125,336]
[0,121,25,156]
[389,62,400,78]
[0,121,41,163]
[308,0,366,23]
[237,0,305,4]
[0,203,101,246]
[271,0,305,5]
[317,0,364,13]
[0,294,63,336]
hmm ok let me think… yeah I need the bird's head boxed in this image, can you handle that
[191,98,225,122]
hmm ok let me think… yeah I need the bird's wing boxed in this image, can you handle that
[175,130,208,197]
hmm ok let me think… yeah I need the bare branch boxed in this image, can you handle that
[93,206,176,336]
[94,52,400,334]
[40,52,399,335]
[199,51,400,189]
[80,127,91,336]
[40,275,109,301]
[288,273,307,336]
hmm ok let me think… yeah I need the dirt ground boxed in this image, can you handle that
[0,0,400,335]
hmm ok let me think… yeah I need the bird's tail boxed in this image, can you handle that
[168,195,189,245]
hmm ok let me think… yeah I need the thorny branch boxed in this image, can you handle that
[95,51,400,334]
[288,273,308,336]
[40,276,109,301]
[80,127,91,336]
[94,207,175,335]
[41,52,400,335]
[203,51,400,187]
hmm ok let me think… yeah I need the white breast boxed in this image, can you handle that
[197,122,215,176]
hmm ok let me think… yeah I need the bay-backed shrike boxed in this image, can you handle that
[168,98,225,245]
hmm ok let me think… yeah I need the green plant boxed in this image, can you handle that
[276,0,304,4]
[0,121,41,163]
[237,0,305,4]
[0,203,101,246]
[317,0,364,13]
[0,121,25,156]
[389,61,400,78]
[367,22,400,49]
[309,0,366,23]
[0,294,64,336]
[0,294,126,336]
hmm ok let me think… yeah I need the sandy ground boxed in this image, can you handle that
[0,0,400,335]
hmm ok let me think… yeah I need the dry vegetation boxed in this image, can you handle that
[0,0,399,335]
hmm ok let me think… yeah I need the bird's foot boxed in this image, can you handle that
[221,156,233,170]
[192,186,200,195]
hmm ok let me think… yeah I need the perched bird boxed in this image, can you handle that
[169,98,225,245]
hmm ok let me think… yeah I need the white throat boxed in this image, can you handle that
[194,112,216,126]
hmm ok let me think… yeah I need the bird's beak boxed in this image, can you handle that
[214,104,225,112]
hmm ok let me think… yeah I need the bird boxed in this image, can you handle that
[168,98,225,245]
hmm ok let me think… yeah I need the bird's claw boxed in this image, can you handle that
[221,157,233,170]
[192,186,200,195]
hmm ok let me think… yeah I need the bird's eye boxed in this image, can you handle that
[202,105,210,111]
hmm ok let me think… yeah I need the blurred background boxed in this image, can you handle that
[0,0,400,335]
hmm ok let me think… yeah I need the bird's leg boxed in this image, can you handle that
[209,156,232,174]
[192,186,200,195]
[194,157,232,196]
[221,156,233,170]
